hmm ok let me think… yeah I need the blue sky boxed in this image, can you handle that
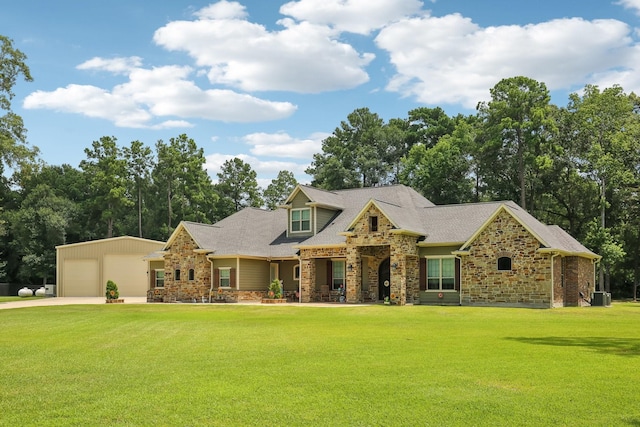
[3,0,640,187]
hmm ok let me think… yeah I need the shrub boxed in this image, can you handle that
[267,279,282,299]
[106,280,119,300]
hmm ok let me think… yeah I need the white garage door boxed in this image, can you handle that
[63,259,100,297]
[103,254,147,297]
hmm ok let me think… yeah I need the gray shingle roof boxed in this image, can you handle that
[171,185,597,259]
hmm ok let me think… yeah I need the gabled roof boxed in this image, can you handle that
[56,235,164,250]
[164,184,597,261]
[166,209,305,259]
[297,185,435,247]
[284,185,345,209]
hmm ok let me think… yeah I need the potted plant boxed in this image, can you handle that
[262,279,286,304]
[105,280,124,303]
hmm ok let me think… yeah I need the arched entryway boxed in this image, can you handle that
[378,258,391,301]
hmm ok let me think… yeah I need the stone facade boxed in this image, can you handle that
[461,210,552,308]
[162,228,211,302]
[152,189,596,309]
[563,256,594,307]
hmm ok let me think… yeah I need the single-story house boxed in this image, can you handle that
[56,236,165,297]
[148,184,599,308]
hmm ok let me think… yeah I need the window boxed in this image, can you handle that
[219,268,231,287]
[332,260,345,290]
[174,269,181,281]
[291,208,311,232]
[497,256,512,271]
[427,258,455,290]
[155,270,165,288]
[188,268,195,281]
[293,265,300,281]
[369,216,378,232]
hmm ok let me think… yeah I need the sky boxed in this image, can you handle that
[3,0,640,187]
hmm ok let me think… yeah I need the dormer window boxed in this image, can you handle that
[369,216,378,232]
[291,208,311,233]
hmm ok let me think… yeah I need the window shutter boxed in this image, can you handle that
[327,261,333,286]
[214,268,220,287]
[455,258,461,292]
[230,268,237,289]
[419,258,427,291]
[152,270,157,288]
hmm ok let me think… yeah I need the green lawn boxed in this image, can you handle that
[1,303,639,426]
[0,296,44,303]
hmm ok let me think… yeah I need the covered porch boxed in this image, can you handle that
[299,236,420,305]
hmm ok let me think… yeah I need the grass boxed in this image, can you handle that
[1,303,639,426]
[0,296,44,303]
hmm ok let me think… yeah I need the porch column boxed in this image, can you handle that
[346,247,361,303]
[390,235,416,306]
[300,258,315,303]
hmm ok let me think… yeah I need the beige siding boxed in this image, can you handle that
[316,207,337,232]
[63,259,99,296]
[239,259,270,291]
[56,237,164,297]
[419,246,460,257]
[279,260,300,291]
[291,191,310,208]
[103,254,148,297]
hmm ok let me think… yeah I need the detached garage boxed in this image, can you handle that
[56,236,165,297]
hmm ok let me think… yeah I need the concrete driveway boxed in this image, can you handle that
[0,297,148,310]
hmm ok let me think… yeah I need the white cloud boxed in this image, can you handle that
[242,131,327,159]
[376,14,637,108]
[24,62,297,127]
[77,56,143,74]
[617,0,640,15]
[194,0,248,20]
[279,0,423,35]
[153,2,374,93]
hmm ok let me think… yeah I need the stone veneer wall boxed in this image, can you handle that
[461,210,552,308]
[340,205,420,305]
[563,256,595,306]
[553,255,564,307]
[299,247,347,302]
[163,228,211,302]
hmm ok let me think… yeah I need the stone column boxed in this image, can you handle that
[300,257,315,303]
[346,247,361,303]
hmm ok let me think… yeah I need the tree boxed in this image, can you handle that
[583,220,626,293]
[264,170,297,210]
[80,136,132,238]
[0,35,38,173]
[477,76,555,211]
[123,140,154,238]
[306,108,390,189]
[152,134,217,236]
[215,158,263,218]
[568,85,640,290]
[8,184,75,285]
[399,126,473,204]
[406,107,456,149]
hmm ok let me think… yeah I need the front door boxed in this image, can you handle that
[378,258,391,301]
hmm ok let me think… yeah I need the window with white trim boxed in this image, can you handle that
[427,258,455,290]
[219,268,231,288]
[332,260,345,291]
[291,208,311,233]
[293,265,300,281]
[155,270,165,288]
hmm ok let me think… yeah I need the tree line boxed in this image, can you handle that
[1,36,638,299]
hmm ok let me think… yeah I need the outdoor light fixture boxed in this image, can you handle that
[392,263,398,269]
[347,264,353,271]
